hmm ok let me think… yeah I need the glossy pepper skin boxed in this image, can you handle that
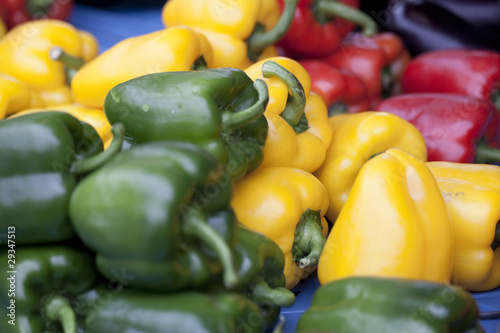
[69,141,241,292]
[69,26,213,109]
[245,57,332,173]
[162,0,299,69]
[0,73,44,119]
[0,245,98,333]
[231,166,330,290]
[104,68,269,181]
[0,19,98,107]
[276,0,378,58]
[296,276,484,333]
[314,111,427,222]
[0,112,123,245]
[12,104,113,149]
[0,0,74,29]
[402,49,500,111]
[427,161,500,292]
[375,93,500,164]
[317,149,453,285]
[78,289,269,333]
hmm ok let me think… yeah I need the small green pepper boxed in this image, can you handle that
[103,67,269,181]
[0,245,98,333]
[69,141,240,292]
[0,112,124,245]
[296,276,485,333]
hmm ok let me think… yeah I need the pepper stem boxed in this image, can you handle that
[44,295,77,333]
[70,123,125,175]
[316,0,378,36]
[221,79,269,133]
[492,90,500,113]
[50,46,85,84]
[250,279,295,307]
[475,141,500,164]
[292,209,326,268]
[261,60,309,133]
[182,207,239,289]
[246,0,299,61]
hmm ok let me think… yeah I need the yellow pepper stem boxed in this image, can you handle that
[261,60,308,133]
[250,279,296,307]
[247,0,299,61]
[49,46,85,85]
[221,79,269,132]
[70,123,125,175]
[292,208,326,268]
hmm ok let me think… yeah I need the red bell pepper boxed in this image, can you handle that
[0,0,74,29]
[276,0,378,58]
[402,49,500,111]
[299,59,370,114]
[375,93,500,164]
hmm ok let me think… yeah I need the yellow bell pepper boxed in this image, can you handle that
[161,0,298,69]
[314,111,428,222]
[427,161,500,292]
[0,73,44,119]
[70,26,214,109]
[0,19,99,107]
[317,148,454,285]
[244,57,332,173]
[231,166,330,289]
[11,104,113,149]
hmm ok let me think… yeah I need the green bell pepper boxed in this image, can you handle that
[0,111,124,245]
[69,141,240,292]
[0,245,98,333]
[77,288,269,333]
[296,276,485,333]
[103,67,269,181]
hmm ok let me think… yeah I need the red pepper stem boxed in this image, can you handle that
[261,60,307,130]
[475,141,500,164]
[316,0,378,36]
[246,0,299,61]
[70,123,125,175]
[182,207,239,289]
[292,208,326,269]
[250,279,296,307]
[44,294,77,333]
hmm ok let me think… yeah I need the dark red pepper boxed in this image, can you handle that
[0,0,74,29]
[374,93,500,164]
[299,59,370,114]
[402,49,500,111]
[276,0,378,58]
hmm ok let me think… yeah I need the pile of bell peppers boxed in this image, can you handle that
[1,0,499,331]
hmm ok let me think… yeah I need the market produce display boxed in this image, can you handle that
[1,0,500,332]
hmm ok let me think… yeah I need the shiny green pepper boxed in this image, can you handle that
[103,67,269,181]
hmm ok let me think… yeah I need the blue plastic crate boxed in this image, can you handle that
[67,4,500,332]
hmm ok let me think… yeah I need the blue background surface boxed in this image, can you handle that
[67,3,500,332]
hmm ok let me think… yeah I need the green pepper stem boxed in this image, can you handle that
[50,46,85,84]
[44,295,77,333]
[491,90,500,112]
[316,0,378,36]
[221,79,269,133]
[183,208,239,289]
[70,122,125,175]
[292,209,326,268]
[250,279,295,307]
[261,60,308,131]
[475,141,500,164]
[246,0,299,61]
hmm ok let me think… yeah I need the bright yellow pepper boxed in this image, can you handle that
[317,149,454,286]
[244,57,332,173]
[0,19,99,107]
[11,104,113,149]
[427,161,500,292]
[231,166,330,289]
[0,73,44,119]
[314,111,428,222]
[161,0,298,69]
[70,26,214,109]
